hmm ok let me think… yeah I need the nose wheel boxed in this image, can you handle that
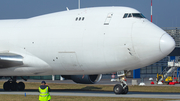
[122,86,128,94]
[113,84,123,94]
[112,71,129,94]
[113,82,129,94]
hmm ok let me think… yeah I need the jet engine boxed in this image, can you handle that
[61,74,102,84]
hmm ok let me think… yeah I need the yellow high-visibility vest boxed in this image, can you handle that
[39,87,51,101]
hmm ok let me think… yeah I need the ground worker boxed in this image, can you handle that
[39,81,51,101]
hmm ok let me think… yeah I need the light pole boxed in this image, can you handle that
[78,0,80,9]
[151,0,152,22]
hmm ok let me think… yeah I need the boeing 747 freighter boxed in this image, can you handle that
[0,6,175,94]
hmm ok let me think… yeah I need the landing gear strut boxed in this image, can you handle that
[3,76,25,91]
[112,71,129,94]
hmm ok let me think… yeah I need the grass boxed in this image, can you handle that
[129,85,180,93]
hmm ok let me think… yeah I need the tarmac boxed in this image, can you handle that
[0,91,180,99]
[1,76,180,99]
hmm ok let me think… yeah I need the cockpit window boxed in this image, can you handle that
[128,13,132,17]
[132,13,145,18]
[123,13,128,18]
[123,13,146,18]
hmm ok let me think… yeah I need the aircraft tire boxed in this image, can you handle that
[18,82,25,91]
[113,84,123,94]
[3,81,10,91]
[10,82,18,91]
[122,86,128,94]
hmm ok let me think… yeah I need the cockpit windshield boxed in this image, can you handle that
[132,13,145,18]
[123,13,145,18]
[123,14,128,18]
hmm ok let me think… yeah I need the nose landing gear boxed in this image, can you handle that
[112,71,129,94]
[113,76,128,94]
[3,76,25,91]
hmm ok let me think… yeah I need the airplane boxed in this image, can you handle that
[0,6,175,94]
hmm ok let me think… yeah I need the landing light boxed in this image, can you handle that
[122,77,125,81]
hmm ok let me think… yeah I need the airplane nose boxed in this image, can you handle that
[160,33,175,55]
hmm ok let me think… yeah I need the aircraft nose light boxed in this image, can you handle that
[160,33,175,55]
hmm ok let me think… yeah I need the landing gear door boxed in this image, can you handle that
[104,13,113,25]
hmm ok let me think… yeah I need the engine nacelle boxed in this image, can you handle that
[62,74,102,84]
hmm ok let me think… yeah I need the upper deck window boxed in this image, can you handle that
[123,13,145,18]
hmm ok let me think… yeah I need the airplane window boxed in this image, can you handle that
[128,13,132,17]
[79,17,81,20]
[132,13,146,18]
[82,17,85,21]
[123,13,128,18]
[75,17,78,21]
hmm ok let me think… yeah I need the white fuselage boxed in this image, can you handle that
[0,7,175,76]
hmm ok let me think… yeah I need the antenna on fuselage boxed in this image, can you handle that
[78,0,80,9]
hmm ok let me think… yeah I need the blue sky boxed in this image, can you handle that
[0,0,179,27]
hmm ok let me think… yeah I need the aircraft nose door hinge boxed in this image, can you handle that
[104,13,113,25]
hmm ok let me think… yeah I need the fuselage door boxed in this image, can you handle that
[104,13,113,25]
